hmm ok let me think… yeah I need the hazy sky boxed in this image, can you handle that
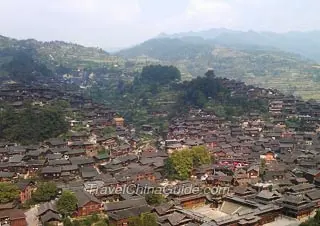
[0,0,319,49]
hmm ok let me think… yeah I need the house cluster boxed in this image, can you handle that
[156,84,320,224]
[1,77,320,225]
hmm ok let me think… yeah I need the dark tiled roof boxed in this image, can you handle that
[38,201,58,216]
[74,190,101,207]
[108,205,152,221]
[16,180,33,191]
[0,171,15,178]
[105,197,147,212]
[0,209,25,220]
[41,166,62,174]
[305,190,320,201]
[40,211,61,224]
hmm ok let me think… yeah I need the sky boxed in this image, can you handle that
[0,0,319,49]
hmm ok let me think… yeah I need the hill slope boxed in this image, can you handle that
[0,35,112,70]
[117,37,320,99]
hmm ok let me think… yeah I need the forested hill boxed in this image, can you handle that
[117,37,320,100]
[88,65,268,128]
[0,35,112,71]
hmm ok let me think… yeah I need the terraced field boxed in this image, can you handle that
[242,71,320,100]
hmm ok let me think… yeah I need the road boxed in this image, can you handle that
[25,205,40,226]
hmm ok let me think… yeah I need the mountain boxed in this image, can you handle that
[118,38,213,61]
[117,37,320,100]
[0,35,111,70]
[158,28,320,62]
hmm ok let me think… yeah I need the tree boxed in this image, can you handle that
[137,65,181,86]
[128,213,157,226]
[140,213,157,226]
[0,103,68,144]
[260,159,266,179]
[164,146,212,180]
[191,146,212,167]
[2,51,52,83]
[163,158,176,179]
[128,216,142,226]
[314,209,320,222]
[62,218,73,226]
[299,209,320,225]
[57,191,78,217]
[94,221,108,226]
[145,193,164,205]
[170,149,194,180]
[32,182,58,203]
[205,69,215,77]
[73,220,81,226]
[103,126,116,136]
[0,182,19,203]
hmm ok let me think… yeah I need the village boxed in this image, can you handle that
[0,73,319,226]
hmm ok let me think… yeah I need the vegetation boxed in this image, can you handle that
[2,51,52,82]
[179,75,267,115]
[62,218,73,226]
[300,209,320,226]
[0,103,68,144]
[117,36,320,100]
[0,35,113,71]
[164,146,212,180]
[0,182,19,204]
[88,65,268,129]
[134,64,181,85]
[103,126,116,136]
[32,182,58,203]
[128,213,157,226]
[57,190,78,217]
[2,33,320,99]
[63,215,108,226]
[145,193,165,205]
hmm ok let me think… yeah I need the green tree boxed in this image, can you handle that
[128,216,142,226]
[314,209,320,222]
[73,220,81,226]
[141,213,157,226]
[165,146,212,180]
[128,213,157,226]
[0,182,19,203]
[136,65,181,86]
[163,158,176,179]
[191,146,212,167]
[170,149,194,180]
[32,182,58,203]
[62,218,73,226]
[145,193,164,205]
[57,190,78,217]
[0,103,68,144]
[103,126,116,136]
[2,51,52,83]
[299,210,320,225]
[95,221,108,226]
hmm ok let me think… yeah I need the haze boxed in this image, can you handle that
[1,0,319,49]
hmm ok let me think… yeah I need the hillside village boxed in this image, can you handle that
[0,68,319,226]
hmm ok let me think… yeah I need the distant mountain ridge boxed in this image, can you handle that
[156,28,320,62]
